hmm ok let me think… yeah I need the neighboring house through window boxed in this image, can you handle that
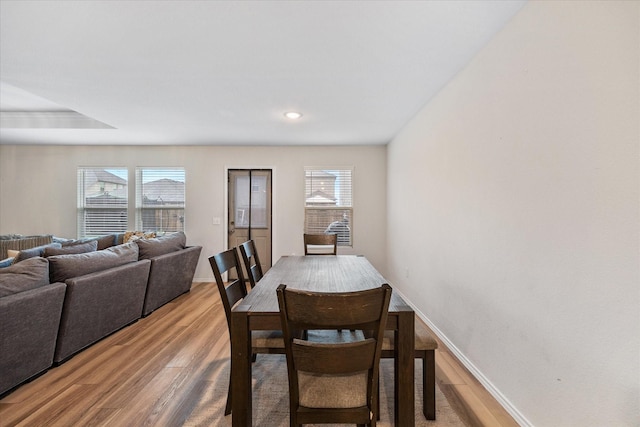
[77,168,128,237]
[136,168,185,233]
[78,167,186,238]
[304,167,353,246]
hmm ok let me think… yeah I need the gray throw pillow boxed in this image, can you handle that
[136,232,187,260]
[95,234,117,250]
[61,234,116,250]
[13,243,62,263]
[0,257,50,297]
[44,240,98,257]
[0,257,14,268]
[48,242,139,283]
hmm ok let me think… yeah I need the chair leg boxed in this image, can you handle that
[225,380,232,415]
[376,379,381,420]
[423,350,436,420]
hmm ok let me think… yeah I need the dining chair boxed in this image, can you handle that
[208,248,284,415]
[238,239,263,289]
[380,319,438,420]
[303,233,337,255]
[277,283,392,427]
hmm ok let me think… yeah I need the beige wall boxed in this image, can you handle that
[1,2,638,425]
[387,2,639,426]
[0,145,387,280]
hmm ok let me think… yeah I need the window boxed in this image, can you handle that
[304,168,353,246]
[136,168,185,233]
[77,168,128,237]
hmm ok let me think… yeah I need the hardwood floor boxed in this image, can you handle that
[0,281,519,426]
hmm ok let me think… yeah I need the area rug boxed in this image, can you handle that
[184,356,467,426]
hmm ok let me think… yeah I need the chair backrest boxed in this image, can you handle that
[303,233,337,255]
[238,240,263,289]
[277,283,392,425]
[208,248,247,329]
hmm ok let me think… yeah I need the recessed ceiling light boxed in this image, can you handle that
[284,111,303,120]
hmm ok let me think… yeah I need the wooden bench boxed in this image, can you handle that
[381,320,438,420]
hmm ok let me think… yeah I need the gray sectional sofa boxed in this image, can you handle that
[0,257,66,396]
[0,232,202,396]
[142,244,202,316]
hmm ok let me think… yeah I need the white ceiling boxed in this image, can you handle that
[0,0,526,146]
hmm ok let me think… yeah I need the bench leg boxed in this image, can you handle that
[423,350,436,420]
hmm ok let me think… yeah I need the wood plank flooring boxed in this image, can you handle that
[0,281,519,427]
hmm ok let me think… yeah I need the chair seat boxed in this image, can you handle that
[299,370,368,408]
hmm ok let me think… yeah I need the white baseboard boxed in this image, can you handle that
[391,287,533,427]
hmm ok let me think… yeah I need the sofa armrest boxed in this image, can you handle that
[0,282,66,395]
[54,260,151,363]
[142,246,202,316]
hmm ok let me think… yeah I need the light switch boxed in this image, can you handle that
[212,217,221,225]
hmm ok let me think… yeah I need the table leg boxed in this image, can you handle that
[231,306,252,426]
[395,311,415,426]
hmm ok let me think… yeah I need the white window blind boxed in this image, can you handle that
[77,168,128,238]
[135,168,185,233]
[304,168,353,247]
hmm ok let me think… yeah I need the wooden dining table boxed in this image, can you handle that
[230,255,416,426]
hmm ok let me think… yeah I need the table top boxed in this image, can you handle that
[238,255,412,314]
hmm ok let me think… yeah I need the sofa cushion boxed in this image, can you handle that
[136,232,187,260]
[0,257,50,297]
[13,243,62,263]
[44,240,98,257]
[48,242,139,284]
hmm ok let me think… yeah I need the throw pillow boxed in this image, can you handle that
[0,257,15,268]
[136,232,187,260]
[0,257,50,297]
[95,234,117,250]
[13,243,62,263]
[62,235,117,251]
[48,242,139,284]
[124,231,156,243]
[44,240,98,257]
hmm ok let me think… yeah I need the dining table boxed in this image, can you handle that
[230,255,416,426]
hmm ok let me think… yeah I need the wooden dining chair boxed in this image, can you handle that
[238,239,263,289]
[277,283,392,427]
[380,319,438,420]
[303,233,337,255]
[208,248,284,415]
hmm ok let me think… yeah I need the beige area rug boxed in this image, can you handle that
[184,356,467,426]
